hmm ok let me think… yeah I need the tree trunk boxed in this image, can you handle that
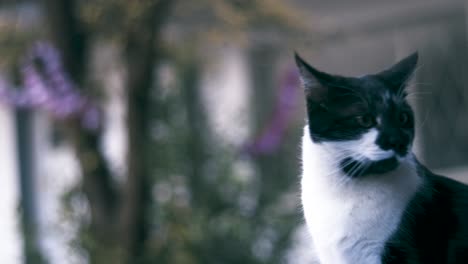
[179,54,209,207]
[120,1,173,262]
[42,0,120,262]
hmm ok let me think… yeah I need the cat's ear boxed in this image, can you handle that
[294,52,337,103]
[377,52,418,92]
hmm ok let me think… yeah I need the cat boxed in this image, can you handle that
[295,52,468,264]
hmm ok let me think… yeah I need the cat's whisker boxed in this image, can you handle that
[319,154,368,179]
[408,81,433,86]
[405,90,433,100]
[347,159,368,178]
[416,106,432,130]
[322,159,357,178]
[405,91,433,95]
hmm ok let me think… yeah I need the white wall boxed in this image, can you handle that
[0,105,22,263]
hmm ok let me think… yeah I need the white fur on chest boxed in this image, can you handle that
[300,126,422,264]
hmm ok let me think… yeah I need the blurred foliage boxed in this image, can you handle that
[78,0,308,45]
[145,48,301,263]
[1,0,306,263]
[0,8,42,71]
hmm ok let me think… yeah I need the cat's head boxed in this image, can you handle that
[295,52,418,176]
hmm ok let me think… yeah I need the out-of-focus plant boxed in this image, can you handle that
[1,0,309,263]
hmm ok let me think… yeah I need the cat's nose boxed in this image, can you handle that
[377,135,408,155]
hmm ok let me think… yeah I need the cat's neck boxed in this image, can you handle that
[300,125,423,264]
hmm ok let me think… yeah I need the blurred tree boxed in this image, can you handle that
[41,1,174,263]
[1,0,308,263]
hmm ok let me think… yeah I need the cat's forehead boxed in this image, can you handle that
[358,76,389,94]
[356,76,405,109]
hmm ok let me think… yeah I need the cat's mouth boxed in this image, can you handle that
[368,156,399,173]
[340,156,399,178]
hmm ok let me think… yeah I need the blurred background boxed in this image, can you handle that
[1,0,468,263]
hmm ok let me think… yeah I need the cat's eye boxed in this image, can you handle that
[399,112,409,125]
[355,114,375,128]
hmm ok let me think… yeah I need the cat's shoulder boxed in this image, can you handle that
[417,162,468,198]
[412,161,468,224]
[383,162,468,263]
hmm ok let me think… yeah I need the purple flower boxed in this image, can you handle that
[245,68,300,155]
[0,41,101,131]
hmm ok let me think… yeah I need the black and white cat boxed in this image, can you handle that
[296,52,468,264]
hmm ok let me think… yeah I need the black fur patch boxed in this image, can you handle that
[382,161,468,264]
[340,156,399,178]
